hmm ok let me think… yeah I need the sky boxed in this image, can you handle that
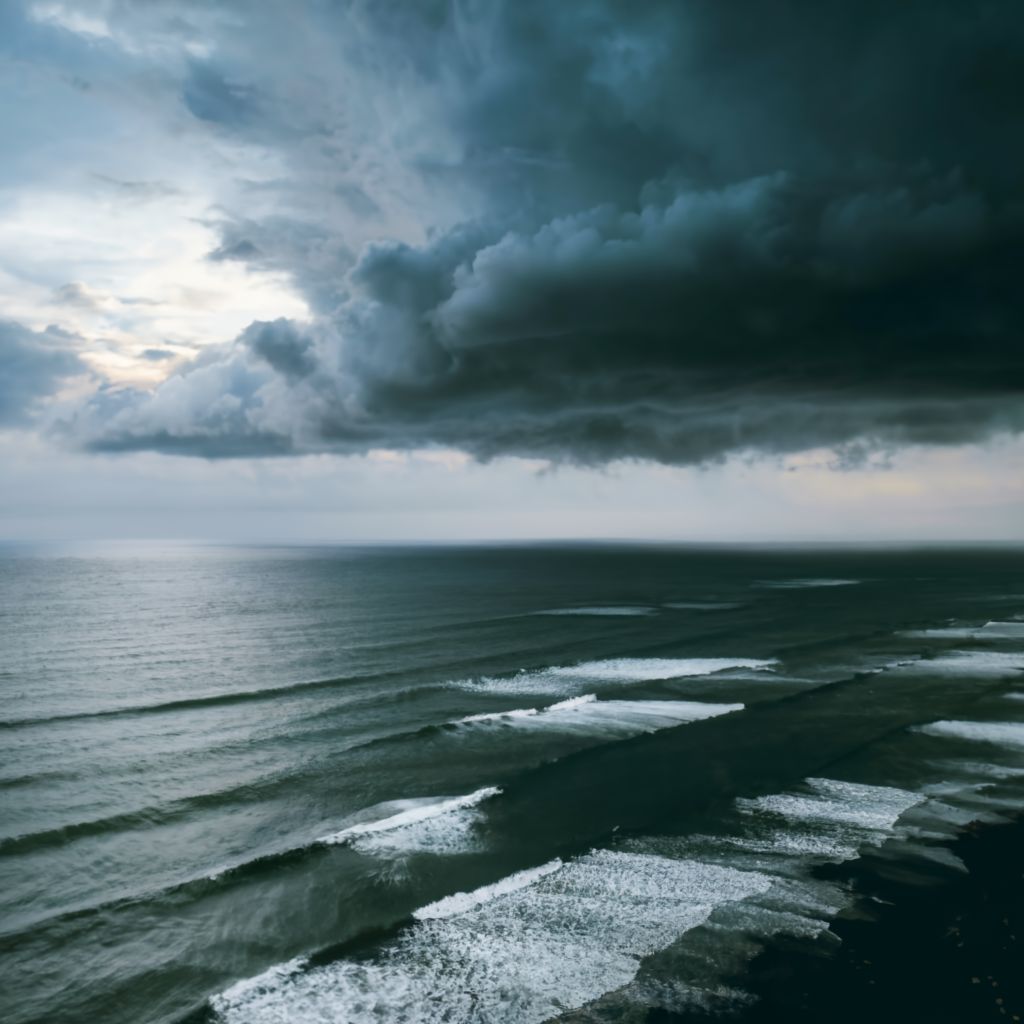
[1,0,1022,543]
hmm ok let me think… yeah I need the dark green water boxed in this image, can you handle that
[2,543,1023,1023]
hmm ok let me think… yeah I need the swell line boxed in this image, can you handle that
[0,675,364,730]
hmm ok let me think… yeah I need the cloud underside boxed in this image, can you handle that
[51,1,1024,463]
[1,321,85,426]
[80,170,1024,464]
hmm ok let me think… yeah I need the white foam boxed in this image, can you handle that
[905,621,1024,640]
[917,776,1022,816]
[600,875,841,1018]
[212,956,308,1011]
[453,694,598,725]
[755,578,860,589]
[620,769,1014,1017]
[203,791,502,878]
[414,859,565,920]
[545,694,598,712]
[455,657,774,697]
[317,787,501,855]
[928,758,1024,779]
[916,719,1024,750]
[602,773,946,1019]
[210,851,772,1024]
[211,773,974,1024]
[899,650,1024,677]
[533,606,656,616]
[705,877,846,944]
[454,707,540,724]
[534,698,744,735]
[737,778,921,843]
[453,695,743,738]
[891,841,968,873]
[872,657,921,673]
[662,601,743,610]
[548,657,775,683]
[719,828,868,862]
[622,977,756,1017]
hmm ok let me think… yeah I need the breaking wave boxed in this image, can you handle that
[206,775,933,1024]
[450,694,743,734]
[532,606,657,617]
[915,719,1024,749]
[455,657,775,697]
[755,578,861,589]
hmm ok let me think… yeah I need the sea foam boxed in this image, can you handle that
[532,606,656,617]
[739,777,923,830]
[548,657,774,682]
[317,786,501,855]
[210,850,772,1024]
[755,578,860,589]
[452,694,743,735]
[414,859,564,920]
[916,720,1024,750]
[905,621,1024,640]
[208,774,957,1024]
[899,650,1024,677]
[454,656,775,697]
[662,601,743,610]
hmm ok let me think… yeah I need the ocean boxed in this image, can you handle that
[2,542,1023,1023]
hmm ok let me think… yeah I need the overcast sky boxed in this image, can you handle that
[2,1,1022,542]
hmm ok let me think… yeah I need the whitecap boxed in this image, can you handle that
[209,851,772,1024]
[451,694,743,737]
[209,774,966,1024]
[897,650,1024,677]
[662,601,743,610]
[915,719,1024,750]
[755,578,860,589]
[533,606,657,616]
[547,657,775,683]
[926,758,1024,779]
[739,777,923,830]
[532,697,744,735]
[904,621,1024,640]
[317,786,501,855]
[453,706,541,724]
[414,859,564,920]
[454,656,775,697]
[211,956,308,1013]
[544,694,598,712]
[452,694,597,724]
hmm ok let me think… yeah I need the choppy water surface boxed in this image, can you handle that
[2,543,1024,1023]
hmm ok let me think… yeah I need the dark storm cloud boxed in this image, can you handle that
[0,321,86,425]
[182,60,259,126]
[243,319,316,382]
[203,214,355,314]
[79,0,1024,463]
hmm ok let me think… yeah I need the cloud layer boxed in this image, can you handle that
[16,1,1024,463]
[0,321,85,425]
